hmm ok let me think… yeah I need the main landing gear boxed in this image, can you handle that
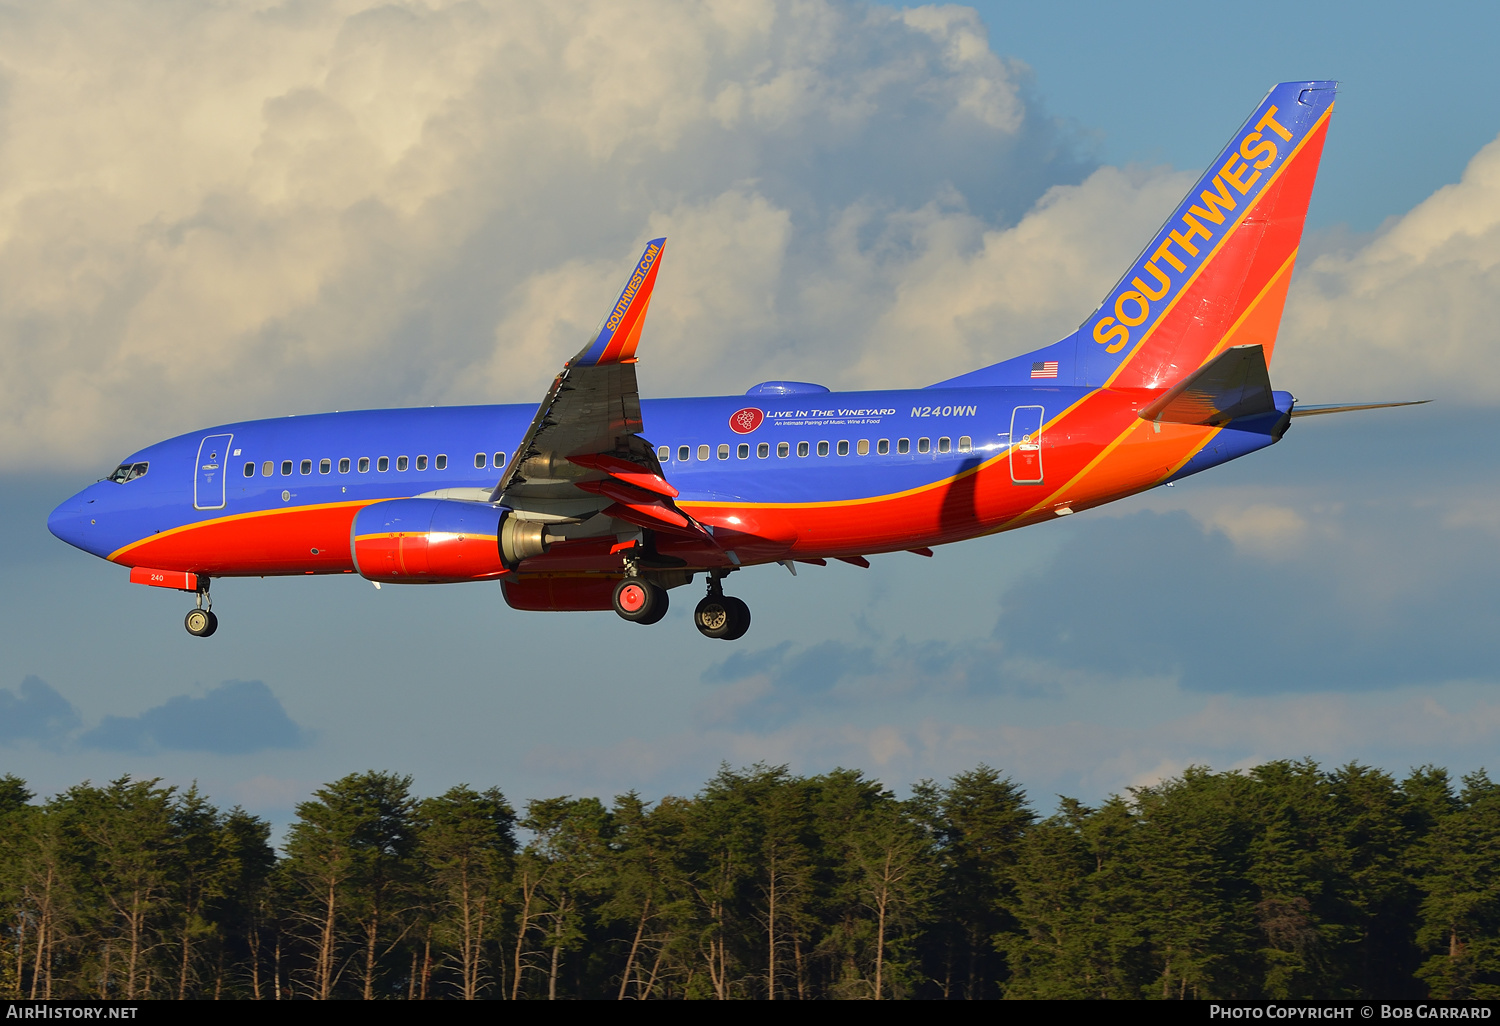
[184,579,217,638]
[694,571,750,641]
[610,561,751,640]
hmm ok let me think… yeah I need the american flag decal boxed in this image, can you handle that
[1030,361,1059,379]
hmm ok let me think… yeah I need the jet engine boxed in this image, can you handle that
[350,498,551,583]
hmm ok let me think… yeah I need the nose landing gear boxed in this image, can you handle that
[184,579,217,637]
[694,571,750,641]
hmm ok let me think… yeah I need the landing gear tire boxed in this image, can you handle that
[694,595,750,640]
[614,578,668,624]
[185,609,218,638]
[722,596,751,640]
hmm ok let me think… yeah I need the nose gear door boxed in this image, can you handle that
[194,433,234,510]
[1009,406,1044,484]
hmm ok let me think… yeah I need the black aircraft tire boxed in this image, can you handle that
[614,578,664,624]
[637,584,669,625]
[722,597,751,641]
[185,609,218,637]
[694,596,733,639]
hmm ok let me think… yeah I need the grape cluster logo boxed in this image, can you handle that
[730,408,765,434]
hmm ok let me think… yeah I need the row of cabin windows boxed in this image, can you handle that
[237,436,976,479]
[654,436,972,463]
[243,452,506,478]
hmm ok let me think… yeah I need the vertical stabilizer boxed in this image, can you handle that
[932,82,1334,391]
[1081,81,1335,389]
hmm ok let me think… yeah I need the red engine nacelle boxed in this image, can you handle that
[350,498,548,583]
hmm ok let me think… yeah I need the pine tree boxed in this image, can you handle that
[1414,770,1500,997]
[418,785,515,999]
[923,766,1033,998]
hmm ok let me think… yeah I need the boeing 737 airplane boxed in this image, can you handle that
[48,81,1417,640]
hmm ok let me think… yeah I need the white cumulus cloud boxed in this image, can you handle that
[1278,131,1500,403]
[0,0,1094,472]
[2,0,1491,478]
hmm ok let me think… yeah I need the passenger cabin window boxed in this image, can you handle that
[737,443,749,459]
[262,460,273,476]
[938,437,951,453]
[897,438,910,454]
[657,446,670,461]
[877,439,890,455]
[493,452,506,468]
[817,441,830,457]
[717,444,730,460]
[857,440,870,455]
[416,455,428,471]
[917,438,930,454]
[436,455,447,470]
[319,459,331,474]
[339,458,351,473]
[758,442,770,458]
[281,460,293,476]
[697,444,710,461]
[778,442,790,458]
[397,456,409,471]
[358,457,370,473]
[678,445,690,462]
[797,441,809,457]
[837,440,849,456]
[475,453,486,469]
[377,456,390,472]
[300,459,312,475]
[958,436,972,452]
[243,462,254,477]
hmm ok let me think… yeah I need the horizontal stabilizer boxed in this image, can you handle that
[1291,400,1430,418]
[1138,344,1274,426]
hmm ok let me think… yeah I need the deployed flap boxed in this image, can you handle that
[1138,344,1275,426]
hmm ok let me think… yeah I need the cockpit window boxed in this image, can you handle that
[107,462,149,483]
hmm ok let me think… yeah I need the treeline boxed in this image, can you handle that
[1,761,1498,1000]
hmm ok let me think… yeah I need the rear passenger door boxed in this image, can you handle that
[1009,407,1044,484]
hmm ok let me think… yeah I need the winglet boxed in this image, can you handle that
[573,238,666,367]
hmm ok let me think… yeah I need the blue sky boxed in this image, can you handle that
[2,0,1498,828]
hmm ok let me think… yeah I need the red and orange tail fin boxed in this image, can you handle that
[1080,81,1335,390]
[573,238,666,367]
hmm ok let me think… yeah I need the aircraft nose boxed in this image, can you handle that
[48,493,94,551]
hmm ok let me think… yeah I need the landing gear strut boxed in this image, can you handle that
[185,578,217,638]
[694,570,750,641]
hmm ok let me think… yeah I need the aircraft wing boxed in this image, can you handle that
[491,239,705,536]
